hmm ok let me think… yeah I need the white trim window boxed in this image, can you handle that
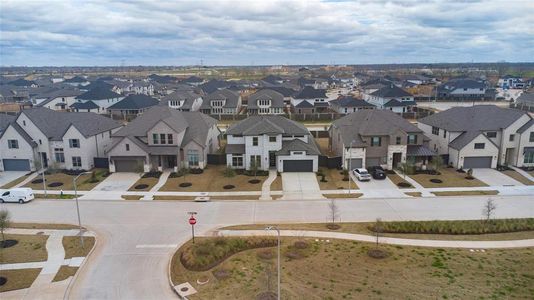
[69,139,80,148]
[54,148,65,163]
[8,139,19,149]
[187,150,200,167]
[232,155,243,168]
[72,156,82,167]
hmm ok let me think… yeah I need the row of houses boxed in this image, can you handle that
[1,104,533,174]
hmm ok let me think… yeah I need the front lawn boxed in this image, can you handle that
[500,170,534,185]
[170,237,534,299]
[52,266,79,282]
[408,168,487,188]
[128,177,159,191]
[160,165,268,192]
[0,234,48,264]
[62,236,95,259]
[0,269,42,292]
[432,190,499,196]
[386,173,413,188]
[24,169,108,191]
[317,168,356,190]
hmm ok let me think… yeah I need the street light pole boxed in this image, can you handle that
[266,226,281,300]
[73,172,91,249]
[39,153,47,198]
[348,140,354,194]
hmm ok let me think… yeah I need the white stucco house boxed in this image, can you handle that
[106,106,220,172]
[225,115,320,172]
[418,105,534,169]
[0,108,122,171]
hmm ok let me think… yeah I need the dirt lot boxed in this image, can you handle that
[160,165,268,192]
[315,137,336,157]
[171,237,534,299]
[409,168,487,188]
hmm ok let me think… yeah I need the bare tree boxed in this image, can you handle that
[374,218,382,248]
[328,199,339,224]
[0,209,11,245]
[482,199,497,222]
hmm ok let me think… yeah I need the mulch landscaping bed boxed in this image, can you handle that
[223,185,235,189]
[134,184,149,190]
[0,240,19,248]
[397,182,412,188]
[248,179,261,184]
[47,182,64,187]
[179,182,192,188]
[429,178,443,184]
[31,179,45,184]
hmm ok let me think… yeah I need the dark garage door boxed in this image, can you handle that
[347,158,363,169]
[3,159,31,171]
[114,159,142,172]
[283,160,313,172]
[463,156,492,168]
[365,158,380,167]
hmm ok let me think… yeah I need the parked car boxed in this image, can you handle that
[0,188,34,204]
[353,168,371,181]
[367,166,386,180]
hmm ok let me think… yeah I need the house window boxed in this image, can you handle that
[371,137,381,147]
[474,143,485,149]
[126,144,130,151]
[486,132,497,138]
[69,139,80,148]
[269,136,277,143]
[407,134,417,145]
[443,129,447,138]
[23,120,26,126]
[72,156,82,167]
[530,132,534,142]
[509,134,515,142]
[396,137,401,145]
[39,139,42,145]
[232,155,243,168]
[524,151,534,164]
[160,134,167,144]
[252,137,259,146]
[431,126,439,135]
[54,148,65,163]
[187,150,199,167]
[153,133,159,144]
[7,139,19,149]
[250,155,261,168]
[167,134,173,144]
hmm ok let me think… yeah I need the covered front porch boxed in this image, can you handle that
[406,145,437,170]
[149,154,180,171]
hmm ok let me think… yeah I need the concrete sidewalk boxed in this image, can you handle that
[510,166,534,182]
[214,229,534,249]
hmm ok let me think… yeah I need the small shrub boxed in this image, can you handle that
[134,184,149,190]
[248,179,261,184]
[31,179,45,184]
[257,249,274,260]
[465,176,475,180]
[142,171,162,178]
[223,167,236,178]
[223,185,235,189]
[294,240,309,249]
[367,249,389,259]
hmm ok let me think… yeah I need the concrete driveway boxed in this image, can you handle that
[281,172,323,199]
[352,173,407,198]
[472,169,524,186]
[0,171,27,187]
[91,173,141,192]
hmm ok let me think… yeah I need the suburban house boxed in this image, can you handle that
[34,89,82,111]
[0,107,122,171]
[108,94,159,118]
[329,110,432,170]
[75,86,124,113]
[365,84,417,113]
[290,86,327,113]
[499,75,525,89]
[106,106,220,172]
[247,89,285,115]
[437,78,491,101]
[515,91,534,110]
[132,81,155,95]
[181,76,206,86]
[63,76,90,87]
[70,101,100,113]
[225,115,320,172]
[418,105,534,168]
[199,89,242,115]
[160,90,203,112]
[329,96,375,114]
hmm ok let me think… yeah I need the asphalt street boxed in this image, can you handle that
[3,195,534,299]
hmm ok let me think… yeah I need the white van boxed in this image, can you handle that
[0,188,35,204]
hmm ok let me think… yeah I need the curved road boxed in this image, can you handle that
[3,194,534,299]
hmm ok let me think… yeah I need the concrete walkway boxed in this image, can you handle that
[394,170,434,197]
[13,172,39,188]
[213,229,534,249]
[259,169,277,200]
[510,166,534,182]
[142,170,171,200]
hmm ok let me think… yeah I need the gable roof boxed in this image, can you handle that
[70,101,99,109]
[294,101,314,108]
[330,96,375,108]
[259,86,296,97]
[113,106,217,147]
[20,107,121,141]
[160,90,202,109]
[449,131,497,150]
[370,84,413,98]
[198,79,231,94]
[0,114,16,134]
[383,99,417,107]
[201,89,240,109]
[293,86,326,99]
[516,92,534,106]
[247,89,285,109]
[77,86,122,100]
[108,94,159,110]
[227,115,309,136]
[517,119,534,134]
[35,89,83,106]
[277,138,320,155]
[418,105,526,132]
[440,78,486,90]
[332,110,421,147]
[181,76,204,84]
[9,78,36,87]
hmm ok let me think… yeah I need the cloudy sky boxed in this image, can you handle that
[1,0,533,66]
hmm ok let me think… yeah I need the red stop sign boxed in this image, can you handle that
[189,216,197,225]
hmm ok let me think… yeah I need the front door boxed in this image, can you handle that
[392,153,402,169]
[505,148,514,165]
[166,155,177,169]
[269,151,276,168]
[41,152,48,168]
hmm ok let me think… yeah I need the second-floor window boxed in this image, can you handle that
[252,137,259,146]
[474,143,485,149]
[371,137,381,147]
[431,126,439,135]
[530,132,534,142]
[153,133,159,144]
[269,136,277,143]
[8,139,18,149]
[69,139,80,148]
[396,136,401,145]
[407,134,417,145]
[509,134,515,142]
[486,132,497,138]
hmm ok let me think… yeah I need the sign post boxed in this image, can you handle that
[188,212,197,244]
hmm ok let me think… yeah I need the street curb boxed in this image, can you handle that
[168,241,189,299]
[63,226,98,300]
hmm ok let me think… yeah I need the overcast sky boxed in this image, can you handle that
[1,0,533,66]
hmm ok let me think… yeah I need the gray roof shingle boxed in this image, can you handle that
[247,89,285,109]
[227,115,309,136]
[108,94,159,110]
[277,138,320,155]
[370,85,413,98]
[201,89,240,109]
[77,86,122,100]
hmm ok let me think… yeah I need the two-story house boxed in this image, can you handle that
[329,96,375,114]
[329,110,432,170]
[437,78,489,101]
[290,86,327,113]
[0,107,121,171]
[34,88,82,111]
[74,86,124,114]
[199,89,242,115]
[108,94,159,118]
[106,106,220,172]
[225,115,320,172]
[366,84,416,113]
[160,90,203,112]
[418,105,534,169]
[247,89,285,115]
